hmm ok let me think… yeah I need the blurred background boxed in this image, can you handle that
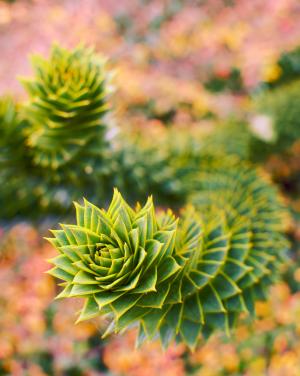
[0,1,300,375]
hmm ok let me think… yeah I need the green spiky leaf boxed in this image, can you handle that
[48,171,289,350]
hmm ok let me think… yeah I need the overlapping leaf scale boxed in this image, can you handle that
[187,157,289,343]
[47,189,181,327]
[21,45,113,177]
[143,206,248,350]
[48,156,289,350]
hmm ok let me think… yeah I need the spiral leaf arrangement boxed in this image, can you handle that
[0,45,290,349]
[47,159,289,350]
[22,45,113,178]
[0,45,117,219]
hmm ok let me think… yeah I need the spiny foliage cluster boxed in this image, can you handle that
[0,46,201,219]
[0,45,116,219]
[0,45,291,350]
[22,45,112,175]
[47,158,289,349]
